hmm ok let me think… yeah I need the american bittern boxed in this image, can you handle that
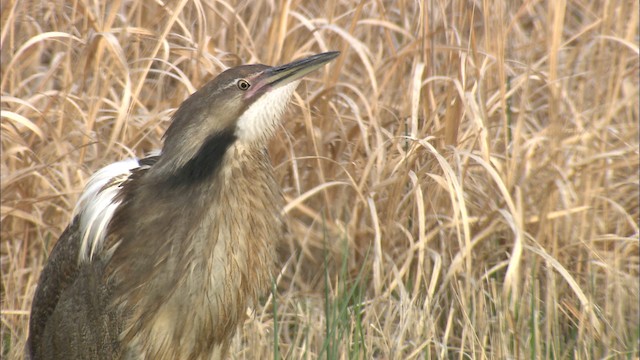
[27,51,340,359]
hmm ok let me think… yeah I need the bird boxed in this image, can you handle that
[27,51,340,360]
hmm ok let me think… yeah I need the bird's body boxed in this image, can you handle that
[27,52,339,359]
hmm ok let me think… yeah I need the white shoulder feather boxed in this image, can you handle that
[74,158,141,263]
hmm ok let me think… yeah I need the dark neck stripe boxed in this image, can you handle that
[167,129,237,187]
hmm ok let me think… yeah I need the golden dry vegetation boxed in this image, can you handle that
[2,0,639,359]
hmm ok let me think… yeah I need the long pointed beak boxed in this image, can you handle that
[248,51,340,98]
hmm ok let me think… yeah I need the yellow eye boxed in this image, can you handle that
[237,79,251,91]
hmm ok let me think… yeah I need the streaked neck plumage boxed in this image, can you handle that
[104,141,284,358]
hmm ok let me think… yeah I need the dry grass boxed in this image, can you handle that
[2,0,639,359]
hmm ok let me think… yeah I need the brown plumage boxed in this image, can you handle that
[27,51,339,359]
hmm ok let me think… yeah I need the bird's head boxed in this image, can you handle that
[150,51,339,183]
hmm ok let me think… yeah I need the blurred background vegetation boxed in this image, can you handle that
[2,0,638,358]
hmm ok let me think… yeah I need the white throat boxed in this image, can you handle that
[235,80,300,143]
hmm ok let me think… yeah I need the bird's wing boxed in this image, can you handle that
[26,217,82,358]
[74,156,158,263]
[27,155,157,357]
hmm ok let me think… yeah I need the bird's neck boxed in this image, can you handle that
[106,143,284,357]
[109,141,282,283]
[149,128,238,187]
